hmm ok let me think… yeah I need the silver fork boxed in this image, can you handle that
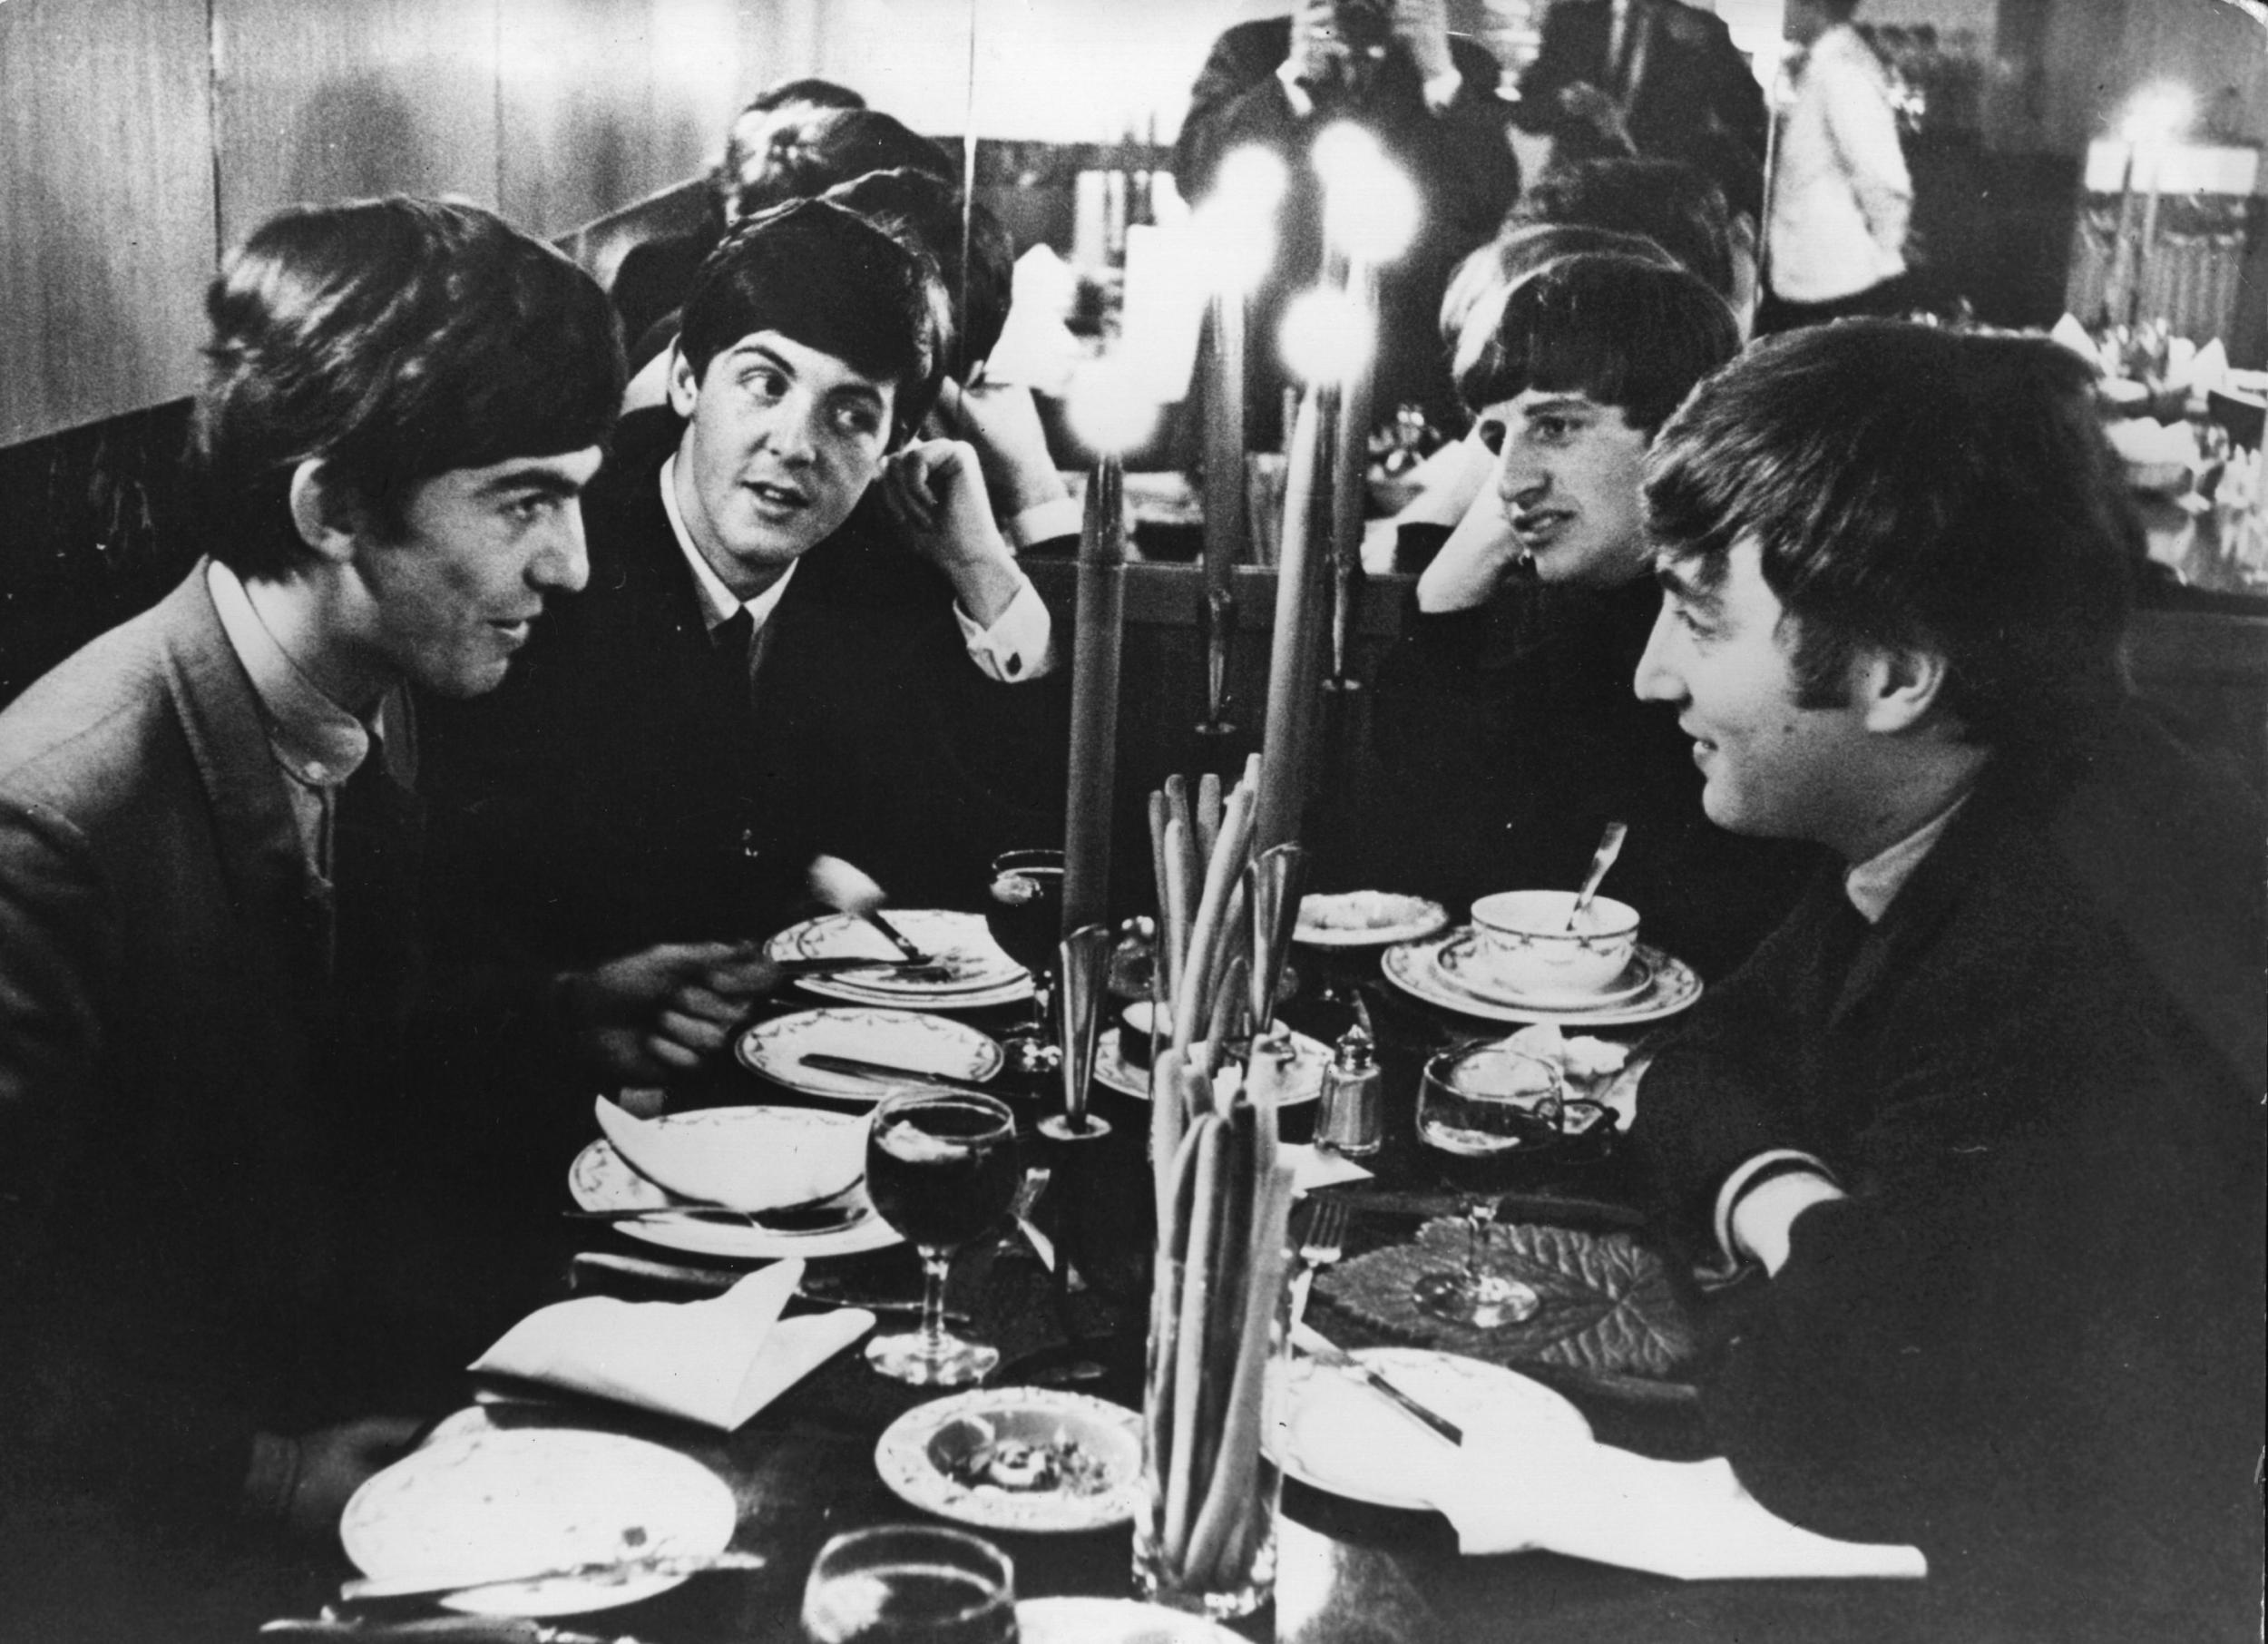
[1288,1196,1350,1336]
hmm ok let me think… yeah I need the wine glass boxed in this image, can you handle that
[863,1091,1021,1385]
[984,848,1065,1076]
[1411,1043,1569,1329]
[801,1523,1018,1644]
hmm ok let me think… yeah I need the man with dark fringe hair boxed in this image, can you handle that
[1628,321,2263,1639]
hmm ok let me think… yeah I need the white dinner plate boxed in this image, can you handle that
[1270,1348,1592,1511]
[1294,890,1451,948]
[1092,1026,1330,1107]
[737,1007,1003,1102]
[592,1099,864,1211]
[1382,931,1702,1027]
[568,1111,902,1261]
[340,1426,737,1616]
[875,1387,1144,1534]
[1017,1598,1248,1642]
[767,910,1032,1009]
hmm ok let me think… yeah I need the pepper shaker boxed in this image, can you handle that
[1315,1018,1383,1156]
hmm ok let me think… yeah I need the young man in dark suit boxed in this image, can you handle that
[0,197,629,1641]
[1627,322,2263,1639]
[422,198,1064,1013]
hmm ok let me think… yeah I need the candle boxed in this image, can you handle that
[1199,289,1246,734]
[1253,387,1331,856]
[1062,455,1127,936]
[1329,258,1377,684]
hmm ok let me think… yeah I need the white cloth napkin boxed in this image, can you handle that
[593,1094,862,1211]
[1284,1144,1374,1194]
[1430,1431,1927,1580]
[469,1259,872,1431]
[2049,312,2097,361]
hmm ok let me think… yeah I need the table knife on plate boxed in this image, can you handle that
[799,1052,1002,1096]
[264,1618,652,1644]
[1293,1322,1464,1446]
[339,1550,766,1603]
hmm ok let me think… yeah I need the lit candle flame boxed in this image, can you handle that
[1064,359,1162,456]
[1201,146,1289,297]
[2119,83,2193,148]
[1276,286,1375,387]
[1312,122,1420,265]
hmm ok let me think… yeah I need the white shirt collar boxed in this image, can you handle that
[207,559,378,788]
[1843,795,1969,925]
[658,452,798,635]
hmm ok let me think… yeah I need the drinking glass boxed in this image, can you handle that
[984,848,1065,1075]
[801,1523,1018,1644]
[1411,1044,1568,1328]
[864,1091,1021,1385]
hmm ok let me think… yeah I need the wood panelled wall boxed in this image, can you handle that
[1,0,796,448]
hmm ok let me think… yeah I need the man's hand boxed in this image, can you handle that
[882,437,1026,628]
[562,942,779,1083]
[286,1416,425,1541]
[929,375,1069,524]
[1414,477,1530,613]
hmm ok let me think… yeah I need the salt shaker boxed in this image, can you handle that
[1315,1019,1383,1156]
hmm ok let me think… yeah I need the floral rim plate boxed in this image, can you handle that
[1091,1026,1328,1107]
[767,910,1032,1009]
[737,1007,1003,1101]
[1434,935,1656,1009]
[568,1109,901,1261]
[1294,890,1452,948]
[875,1387,1144,1533]
[1270,1347,1591,1511]
[341,1427,737,1616]
[1382,932,1702,1027]
[1017,1598,1247,1641]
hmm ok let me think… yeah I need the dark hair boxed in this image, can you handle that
[714,79,870,213]
[1644,322,2134,752]
[193,195,623,579]
[825,167,1012,377]
[1457,253,1739,437]
[1443,224,1679,381]
[745,77,865,118]
[728,108,953,225]
[679,197,946,439]
[1507,160,1737,298]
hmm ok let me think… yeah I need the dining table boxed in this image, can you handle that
[290,935,1964,1644]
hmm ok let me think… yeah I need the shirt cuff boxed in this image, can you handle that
[1275,60,1316,116]
[1711,1149,1839,1274]
[1004,496,1080,549]
[954,577,1056,682]
[1422,67,1465,112]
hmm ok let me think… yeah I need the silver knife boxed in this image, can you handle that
[339,1549,766,1603]
[1293,1323,1464,1446]
[798,1052,1002,1095]
[264,1618,645,1644]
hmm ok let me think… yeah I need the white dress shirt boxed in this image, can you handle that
[1767,23,1911,305]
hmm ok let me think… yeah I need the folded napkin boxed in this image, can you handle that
[2190,337,2229,396]
[1431,1432,1926,1580]
[594,1095,862,1211]
[1284,1144,1374,1194]
[2048,313,2097,361]
[469,1259,872,1431]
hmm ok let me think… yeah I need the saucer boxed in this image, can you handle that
[1383,932,1702,1027]
[1434,935,1655,1009]
[875,1387,1143,1533]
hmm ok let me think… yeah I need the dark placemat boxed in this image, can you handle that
[1315,1218,1698,1404]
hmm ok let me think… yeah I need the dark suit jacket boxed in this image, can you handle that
[1632,708,2265,1637]
[0,567,513,1640]
[1513,0,1767,220]
[1171,17,1520,441]
[1370,574,1819,978]
[420,407,1069,977]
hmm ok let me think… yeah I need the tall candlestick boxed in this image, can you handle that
[1062,456,1127,935]
[1253,387,1333,856]
[1328,257,1376,685]
[1199,291,1246,734]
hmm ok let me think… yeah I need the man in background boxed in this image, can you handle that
[0,196,628,1641]
[1759,0,1911,330]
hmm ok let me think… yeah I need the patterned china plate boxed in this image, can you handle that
[737,1007,1003,1101]
[1294,890,1452,948]
[1383,931,1703,1027]
[568,1108,901,1261]
[875,1387,1144,1534]
[1434,935,1657,1009]
[1271,1348,1592,1510]
[767,910,1031,1009]
[341,1427,736,1616]
[1091,1026,1330,1107]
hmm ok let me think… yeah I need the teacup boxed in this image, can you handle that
[1469,890,1639,997]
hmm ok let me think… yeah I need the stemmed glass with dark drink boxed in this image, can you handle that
[1411,1043,1587,1329]
[984,847,1065,1075]
[801,1523,1018,1644]
[863,1091,1021,1385]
